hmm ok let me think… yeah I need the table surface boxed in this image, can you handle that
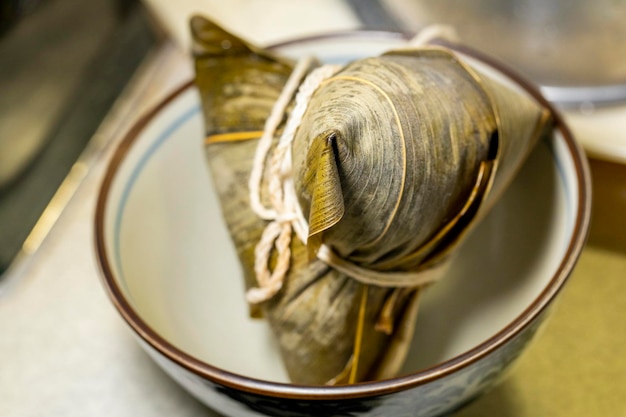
[2,39,626,417]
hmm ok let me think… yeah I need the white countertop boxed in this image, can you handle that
[0,41,228,416]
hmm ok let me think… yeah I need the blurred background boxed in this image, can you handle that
[0,0,156,275]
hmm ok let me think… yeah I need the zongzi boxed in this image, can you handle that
[191,15,551,385]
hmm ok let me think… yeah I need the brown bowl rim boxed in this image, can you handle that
[94,30,591,400]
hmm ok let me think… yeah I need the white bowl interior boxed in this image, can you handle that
[102,37,579,383]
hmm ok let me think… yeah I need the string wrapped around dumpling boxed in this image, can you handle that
[191,16,551,385]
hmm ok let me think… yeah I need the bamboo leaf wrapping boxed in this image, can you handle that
[191,16,551,385]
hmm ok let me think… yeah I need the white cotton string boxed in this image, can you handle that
[316,245,448,288]
[248,56,316,220]
[246,61,342,304]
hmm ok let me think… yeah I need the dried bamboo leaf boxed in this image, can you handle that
[191,16,551,385]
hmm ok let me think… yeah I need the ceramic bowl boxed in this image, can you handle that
[95,32,591,417]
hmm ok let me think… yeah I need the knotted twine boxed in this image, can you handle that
[246,26,457,304]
